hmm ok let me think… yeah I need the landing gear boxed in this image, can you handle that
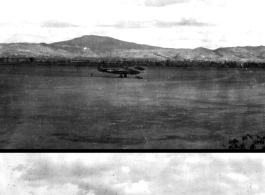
[119,74,127,78]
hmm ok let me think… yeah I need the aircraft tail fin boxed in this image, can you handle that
[97,61,106,71]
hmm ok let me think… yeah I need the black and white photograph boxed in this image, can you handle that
[0,153,264,194]
[1,0,265,149]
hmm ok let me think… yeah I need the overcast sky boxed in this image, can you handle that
[0,0,264,49]
[1,154,264,195]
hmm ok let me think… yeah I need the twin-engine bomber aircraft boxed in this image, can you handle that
[97,63,145,78]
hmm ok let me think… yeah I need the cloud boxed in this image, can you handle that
[18,157,113,184]
[97,21,144,29]
[144,0,191,7]
[97,19,212,29]
[2,154,265,195]
[124,180,151,195]
[14,154,183,195]
[226,172,249,182]
[41,20,79,28]
[154,18,212,27]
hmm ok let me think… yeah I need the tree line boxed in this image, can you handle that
[1,57,265,69]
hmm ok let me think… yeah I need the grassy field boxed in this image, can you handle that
[1,65,265,149]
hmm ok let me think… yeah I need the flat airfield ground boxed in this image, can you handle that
[1,64,265,149]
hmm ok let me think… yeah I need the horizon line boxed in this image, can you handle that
[0,34,264,50]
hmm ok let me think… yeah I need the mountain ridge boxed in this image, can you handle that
[0,35,265,61]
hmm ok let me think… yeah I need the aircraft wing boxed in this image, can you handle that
[98,65,141,76]
[104,68,128,74]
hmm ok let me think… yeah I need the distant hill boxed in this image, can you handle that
[0,35,265,61]
[50,35,161,55]
[214,46,265,61]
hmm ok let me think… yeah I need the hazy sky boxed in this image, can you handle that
[0,0,264,49]
[1,153,264,195]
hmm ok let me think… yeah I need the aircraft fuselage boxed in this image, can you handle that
[97,65,141,77]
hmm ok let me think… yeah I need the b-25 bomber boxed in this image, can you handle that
[97,63,144,78]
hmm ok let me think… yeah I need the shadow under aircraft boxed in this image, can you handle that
[97,62,145,78]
